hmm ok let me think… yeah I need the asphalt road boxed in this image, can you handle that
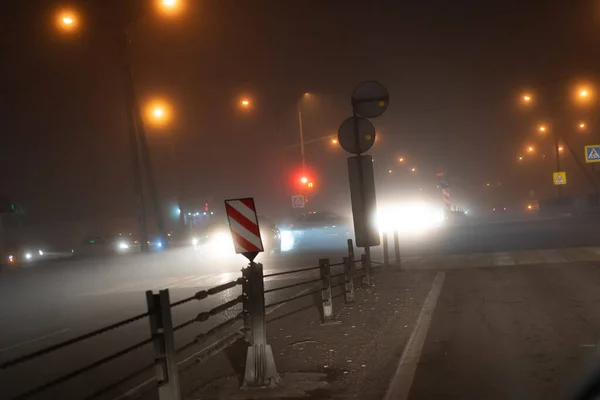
[408,263,600,400]
[2,214,600,399]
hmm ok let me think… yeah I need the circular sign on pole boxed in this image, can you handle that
[338,116,376,154]
[351,81,389,118]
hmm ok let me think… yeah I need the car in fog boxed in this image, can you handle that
[191,217,281,257]
[280,211,351,250]
[5,244,47,265]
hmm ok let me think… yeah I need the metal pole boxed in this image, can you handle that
[243,262,279,387]
[361,253,371,287]
[382,232,389,267]
[347,238,355,261]
[554,132,562,197]
[319,258,333,322]
[242,265,251,342]
[343,256,355,303]
[120,30,149,252]
[393,231,401,266]
[133,93,168,247]
[146,290,181,400]
[298,107,306,171]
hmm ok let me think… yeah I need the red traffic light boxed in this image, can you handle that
[300,176,308,184]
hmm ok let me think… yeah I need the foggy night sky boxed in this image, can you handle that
[1,0,600,238]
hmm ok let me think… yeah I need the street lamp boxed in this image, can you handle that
[522,93,532,104]
[156,0,183,16]
[579,122,587,130]
[527,146,534,153]
[331,138,338,144]
[538,125,547,133]
[54,4,183,252]
[411,167,417,172]
[398,157,405,163]
[57,9,78,32]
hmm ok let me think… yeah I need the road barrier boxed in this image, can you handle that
[1,238,380,399]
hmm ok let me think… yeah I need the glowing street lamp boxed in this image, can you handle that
[411,167,416,172]
[156,0,183,16]
[538,125,547,133]
[522,93,532,104]
[398,157,405,163]
[331,138,338,144]
[558,146,564,152]
[145,99,173,127]
[56,9,78,32]
[579,122,586,130]
[518,156,524,161]
[527,146,534,153]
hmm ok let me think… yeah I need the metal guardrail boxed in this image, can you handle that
[2,237,392,400]
[1,274,246,400]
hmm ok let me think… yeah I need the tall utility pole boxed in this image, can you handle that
[120,30,150,252]
[298,106,306,172]
[553,130,562,198]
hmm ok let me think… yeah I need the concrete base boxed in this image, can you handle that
[320,319,342,326]
[192,372,329,399]
[243,344,280,388]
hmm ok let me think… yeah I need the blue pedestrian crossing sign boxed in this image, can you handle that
[585,145,600,163]
[291,194,305,209]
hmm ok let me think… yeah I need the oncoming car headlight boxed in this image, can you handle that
[377,203,444,235]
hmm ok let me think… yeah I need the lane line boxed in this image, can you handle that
[0,328,70,354]
[383,271,446,400]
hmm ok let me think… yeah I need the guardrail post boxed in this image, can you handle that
[319,258,334,323]
[361,253,371,287]
[242,266,251,342]
[343,256,355,303]
[382,232,390,267]
[243,262,279,387]
[146,290,181,400]
[393,231,401,266]
[347,238,355,261]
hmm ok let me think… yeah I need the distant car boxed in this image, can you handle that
[5,245,47,265]
[190,216,281,257]
[282,211,351,249]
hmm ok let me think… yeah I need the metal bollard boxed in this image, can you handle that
[319,258,334,322]
[393,231,401,266]
[382,232,390,267]
[146,289,181,400]
[241,266,251,342]
[361,253,371,288]
[347,238,355,261]
[243,262,279,387]
[343,256,355,303]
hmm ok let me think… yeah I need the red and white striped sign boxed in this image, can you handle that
[224,198,264,256]
[442,188,451,211]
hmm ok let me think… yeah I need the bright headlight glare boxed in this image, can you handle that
[118,242,129,250]
[38,250,44,256]
[24,253,32,260]
[280,230,295,252]
[191,237,199,246]
[377,203,444,234]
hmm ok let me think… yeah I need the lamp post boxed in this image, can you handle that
[56,1,182,251]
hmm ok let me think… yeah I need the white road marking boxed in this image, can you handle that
[383,271,446,400]
[492,252,515,266]
[538,249,569,264]
[0,328,70,354]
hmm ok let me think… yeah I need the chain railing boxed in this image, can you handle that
[1,237,390,400]
[0,273,246,400]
